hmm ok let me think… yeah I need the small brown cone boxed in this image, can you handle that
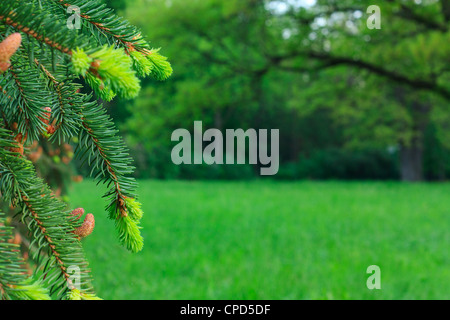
[9,143,24,155]
[39,107,52,126]
[91,60,101,69]
[0,61,11,72]
[0,33,22,73]
[46,125,56,135]
[72,175,83,183]
[7,232,22,245]
[74,213,95,239]
[70,207,85,220]
[14,133,24,143]
[62,156,70,164]
[9,132,25,155]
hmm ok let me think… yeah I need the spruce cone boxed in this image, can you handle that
[9,133,25,155]
[70,208,95,239]
[38,107,56,135]
[40,107,52,126]
[47,125,56,135]
[74,213,95,239]
[70,207,85,220]
[0,33,22,72]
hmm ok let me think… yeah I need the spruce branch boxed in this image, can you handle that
[0,0,173,298]
[0,1,170,100]
[0,58,51,143]
[50,0,173,80]
[0,1,78,55]
[34,57,83,143]
[77,101,144,252]
[0,129,97,299]
[0,212,51,300]
[30,56,144,252]
[52,0,149,50]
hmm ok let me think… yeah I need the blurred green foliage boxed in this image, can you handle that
[104,0,128,11]
[107,0,450,181]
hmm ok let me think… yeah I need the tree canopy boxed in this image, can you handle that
[122,0,449,181]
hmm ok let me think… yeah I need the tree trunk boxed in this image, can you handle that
[400,139,423,182]
[395,88,430,182]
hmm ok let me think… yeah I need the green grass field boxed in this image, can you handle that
[69,180,450,300]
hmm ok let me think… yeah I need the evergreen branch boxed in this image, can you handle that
[0,1,143,100]
[16,53,145,252]
[67,288,102,300]
[34,57,83,143]
[0,1,76,54]
[76,101,144,252]
[50,0,172,81]
[0,128,97,299]
[0,0,173,294]
[20,195,72,285]
[0,212,51,300]
[72,45,141,100]
[76,102,137,202]
[0,57,51,143]
[53,0,150,51]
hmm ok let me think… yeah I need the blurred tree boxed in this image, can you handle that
[124,0,449,181]
[124,0,347,178]
[266,0,450,181]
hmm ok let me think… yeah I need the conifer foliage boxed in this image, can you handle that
[0,0,172,299]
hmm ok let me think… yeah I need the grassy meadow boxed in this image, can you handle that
[69,180,450,300]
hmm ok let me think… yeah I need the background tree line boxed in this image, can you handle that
[101,0,450,181]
